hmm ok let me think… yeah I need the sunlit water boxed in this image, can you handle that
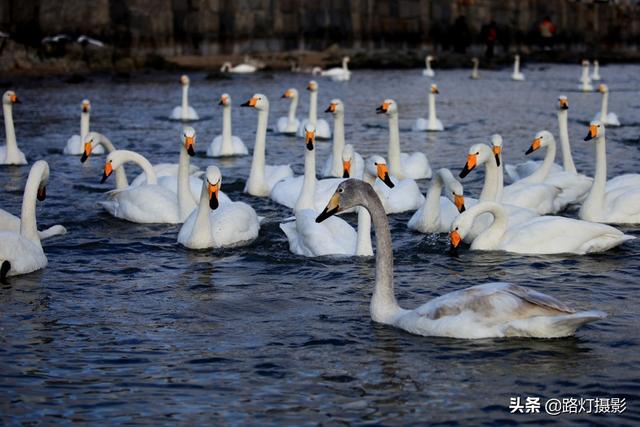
[1,64,639,424]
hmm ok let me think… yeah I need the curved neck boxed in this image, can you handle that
[118,151,157,184]
[584,134,607,216]
[387,113,403,178]
[421,173,445,228]
[193,181,213,237]
[247,108,268,194]
[181,85,189,119]
[295,145,316,211]
[221,106,233,152]
[20,162,47,246]
[288,96,298,121]
[3,103,18,158]
[470,203,509,249]
[96,135,129,189]
[428,93,437,122]
[331,113,345,175]
[80,110,90,139]
[480,157,499,202]
[524,140,556,183]
[308,92,317,125]
[362,185,402,324]
[558,110,577,174]
[178,145,193,219]
[356,207,372,256]
[600,91,608,119]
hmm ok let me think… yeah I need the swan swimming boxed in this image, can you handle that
[169,75,199,121]
[322,99,364,178]
[470,57,480,79]
[592,84,620,126]
[220,61,257,74]
[64,99,104,155]
[363,155,424,214]
[413,84,444,132]
[207,94,248,157]
[276,88,301,135]
[422,55,435,77]
[319,56,351,82]
[1,90,26,165]
[298,80,332,140]
[511,55,525,81]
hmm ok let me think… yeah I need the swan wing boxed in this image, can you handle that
[264,164,294,192]
[209,202,260,248]
[0,232,47,276]
[400,152,432,179]
[281,209,356,256]
[270,176,304,209]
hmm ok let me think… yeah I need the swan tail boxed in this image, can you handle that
[0,260,10,283]
[545,311,607,337]
[504,164,520,182]
[504,310,606,338]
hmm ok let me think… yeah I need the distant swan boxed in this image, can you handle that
[220,61,257,74]
[322,99,363,178]
[591,60,601,81]
[64,99,104,155]
[1,90,26,165]
[169,75,199,121]
[277,88,301,135]
[422,55,435,77]
[298,80,332,140]
[320,56,351,82]
[470,57,480,79]
[511,55,525,81]
[592,84,620,126]
[413,84,444,132]
[579,60,594,92]
[207,94,248,157]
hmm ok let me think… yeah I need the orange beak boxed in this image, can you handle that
[219,96,228,106]
[431,86,439,94]
[454,195,465,213]
[101,162,113,183]
[184,136,195,156]
[10,94,17,103]
[526,138,541,155]
[342,160,351,178]
[208,181,220,209]
[325,102,337,113]
[559,99,569,109]
[241,97,258,107]
[376,102,390,114]
[376,163,395,188]
[305,130,315,150]
[460,154,477,178]
[585,124,598,141]
[81,142,92,162]
[450,230,461,248]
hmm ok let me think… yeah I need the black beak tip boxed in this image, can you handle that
[209,196,219,210]
[383,174,395,189]
[375,107,385,114]
[14,99,21,104]
[342,170,350,178]
[187,146,196,156]
[494,154,501,167]
[459,166,471,179]
[324,107,331,113]
[306,142,314,151]
[240,101,251,107]
[525,147,534,155]
[218,100,224,105]
[100,173,109,184]
[584,134,593,141]
[37,188,46,201]
[459,204,466,213]
[80,152,88,163]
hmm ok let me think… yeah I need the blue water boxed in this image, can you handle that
[1,64,639,425]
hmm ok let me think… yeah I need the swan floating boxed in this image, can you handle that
[316,179,606,339]
[178,166,260,249]
[220,61,257,74]
[207,94,248,157]
[451,201,633,255]
[470,57,480,79]
[363,155,424,214]
[511,55,525,81]
[580,122,640,224]
[592,84,620,126]
[241,94,294,196]
[0,161,55,280]
[298,81,332,140]
[422,55,435,77]
[579,60,594,92]
[64,99,104,156]
[169,75,199,121]
[408,168,466,234]
[1,90,26,165]
[277,88,301,135]
[319,56,351,82]
[377,99,432,180]
[280,125,371,257]
[591,60,601,81]
[413,84,444,132]
[322,99,363,178]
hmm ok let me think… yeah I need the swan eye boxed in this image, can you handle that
[455,226,459,230]
[475,151,479,155]
[338,188,344,193]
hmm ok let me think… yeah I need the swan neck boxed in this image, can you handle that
[387,113,402,178]
[124,151,157,184]
[181,85,189,120]
[428,93,437,122]
[558,110,577,174]
[288,95,298,121]
[3,103,18,158]
[80,110,90,139]
[355,207,373,256]
[331,113,345,175]
[193,181,213,236]
[422,173,444,227]
[473,203,508,249]
[601,91,608,118]
[309,91,317,125]
[514,57,520,73]
[178,145,192,219]
[20,162,46,246]
[247,108,268,194]
[526,139,556,182]
[222,106,233,151]
[480,158,499,202]
[295,145,316,211]
[584,135,607,214]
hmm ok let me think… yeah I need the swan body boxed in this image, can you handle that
[451,201,633,255]
[280,125,372,257]
[591,60,601,81]
[592,84,619,126]
[241,94,294,196]
[413,84,444,132]
[511,55,525,81]
[207,94,248,157]
[579,60,594,92]
[364,156,424,214]
[316,179,606,339]
[320,57,351,82]
[169,75,199,121]
[408,168,465,233]
[422,55,435,77]
[378,99,432,180]
[0,161,54,278]
[270,175,343,212]
[298,81,331,139]
[64,99,104,155]
[470,57,480,79]
[580,122,640,224]
[178,166,259,249]
[277,88,301,135]
[1,90,26,165]
[322,99,364,178]
[220,62,257,74]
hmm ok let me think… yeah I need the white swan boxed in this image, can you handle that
[422,55,435,77]
[279,125,372,257]
[322,99,364,178]
[511,55,525,81]
[377,99,432,180]
[450,201,633,255]
[1,90,26,165]
[0,161,54,279]
[363,155,424,214]
[470,57,480,79]
[591,60,601,81]
[220,61,257,74]
[241,94,294,196]
[408,168,466,234]
[316,179,606,338]
[592,84,620,126]
[320,56,351,82]
[178,166,260,249]
[64,99,104,155]
[580,122,640,224]
[169,75,199,121]
[298,81,332,140]
[413,84,444,132]
[579,60,594,92]
[206,94,248,157]
[340,144,365,180]
[276,88,301,135]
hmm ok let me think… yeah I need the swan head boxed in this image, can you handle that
[241,93,268,110]
[33,160,49,201]
[585,121,604,141]
[343,56,350,63]
[307,80,318,92]
[2,90,19,105]
[426,55,434,61]
[218,93,231,106]
[180,75,189,85]
[598,84,608,93]
[325,99,344,115]
[449,211,474,249]
[526,130,554,155]
[491,134,503,167]
[437,168,465,213]
[460,144,492,178]
[281,88,298,99]
[81,131,101,163]
[182,127,196,156]
[514,54,520,61]
[341,144,354,178]
[430,84,439,94]
[471,57,479,64]
[376,99,397,115]
[101,152,120,183]
[366,155,394,189]
[205,166,222,210]
[304,124,316,151]
[558,96,569,110]
[593,59,599,66]
[582,59,589,67]
[316,179,373,224]
[81,99,91,113]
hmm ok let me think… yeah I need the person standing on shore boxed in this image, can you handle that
[482,20,498,60]
[539,16,556,51]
